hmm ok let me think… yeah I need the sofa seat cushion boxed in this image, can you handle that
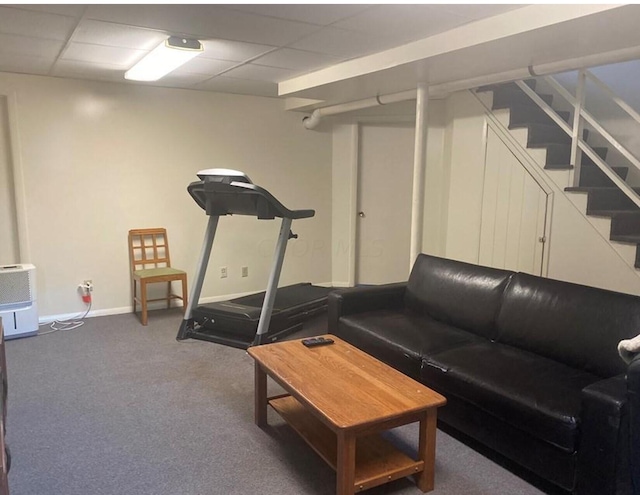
[334,310,483,379]
[421,342,600,453]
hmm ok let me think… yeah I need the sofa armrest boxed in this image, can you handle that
[576,374,631,495]
[327,283,406,335]
[628,354,640,495]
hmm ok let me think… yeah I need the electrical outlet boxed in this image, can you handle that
[242,266,248,278]
[83,280,93,291]
[220,266,228,279]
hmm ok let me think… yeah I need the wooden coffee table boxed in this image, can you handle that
[247,335,447,494]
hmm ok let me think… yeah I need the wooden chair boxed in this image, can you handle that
[128,228,188,326]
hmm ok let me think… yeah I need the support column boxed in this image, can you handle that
[410,82,429,272]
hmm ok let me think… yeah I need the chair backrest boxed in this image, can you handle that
[128,228,173,272]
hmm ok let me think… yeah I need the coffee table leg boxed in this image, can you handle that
[336,431,356,495]
[415,408,438,492]
[254,362,268,427]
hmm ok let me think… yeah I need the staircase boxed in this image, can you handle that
[476,79,640,268]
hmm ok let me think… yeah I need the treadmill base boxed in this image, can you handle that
[183,323,304,350]
[177,283,333,349]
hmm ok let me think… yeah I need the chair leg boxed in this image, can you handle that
[132,280,137,316]
[181,276,188,315]
[166,281,171,309]
[141,280,148,326]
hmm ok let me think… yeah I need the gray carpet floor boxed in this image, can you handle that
[4,309,549,495]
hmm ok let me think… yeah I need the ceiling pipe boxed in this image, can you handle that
[429,44,640,98]
[302,89,416,129]
[302,44,640,130]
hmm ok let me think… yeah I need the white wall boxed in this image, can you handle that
[0,72,332,318]
[0,96,19,265]
[442,91,487,263]
[442,90,640,296]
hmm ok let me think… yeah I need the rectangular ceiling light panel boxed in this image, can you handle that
[124,36,203,81]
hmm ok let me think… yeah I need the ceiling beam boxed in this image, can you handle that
[278,4,626,101]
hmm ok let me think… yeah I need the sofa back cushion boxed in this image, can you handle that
[497,272,640,378]
[405,254,514,340]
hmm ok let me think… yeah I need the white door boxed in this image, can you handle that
[356,124,414,284]
[479,126,549,275]
[0,97,19,265]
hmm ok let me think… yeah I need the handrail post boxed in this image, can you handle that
[571,69,587,187]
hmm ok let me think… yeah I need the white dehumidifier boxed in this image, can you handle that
[0,264,38,339]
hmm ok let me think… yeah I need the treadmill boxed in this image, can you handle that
[176,169,332,349]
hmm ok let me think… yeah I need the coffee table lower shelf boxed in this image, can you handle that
[269,395,424,493]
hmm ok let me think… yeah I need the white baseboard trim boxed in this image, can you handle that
[39,305,132,324]
[39,283,341,324]
[330,282,352,288]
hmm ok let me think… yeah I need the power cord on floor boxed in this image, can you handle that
[38,302,92,336]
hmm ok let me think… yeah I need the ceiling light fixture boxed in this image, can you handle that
[124,36,203,82]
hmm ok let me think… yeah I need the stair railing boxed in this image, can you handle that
[515,72,640,209]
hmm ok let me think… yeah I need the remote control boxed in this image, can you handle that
[302,337,334,348]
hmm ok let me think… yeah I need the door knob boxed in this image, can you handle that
[358,211,365,218]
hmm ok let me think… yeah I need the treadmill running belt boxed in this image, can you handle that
[229,283,332,310]
[188,283,334,349]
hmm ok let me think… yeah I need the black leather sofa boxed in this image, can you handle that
[328,254,640,494]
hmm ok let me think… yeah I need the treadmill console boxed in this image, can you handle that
[196,168,252,184]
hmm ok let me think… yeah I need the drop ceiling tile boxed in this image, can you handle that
[222,64,295,83]
[253,48,343,72]
[85,4,191,29]
[0,33,64,58]
[51,59,125,82]
[175,57,238,76]
[332,5,469,42]
[436,4,526,21]
[226,4,373,26]
[62,42,146,69]
[5,4,86,18]
[85,4,238,41]
[193,76,278,97]
[0,6,78,41]
[290,26,398,59]
[200,39,275,63]
[73,20,168,50]
[85,4,320,46]
[192,8,322,46]
[0,54,54,75]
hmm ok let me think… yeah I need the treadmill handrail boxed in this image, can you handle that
[188,180,315,220]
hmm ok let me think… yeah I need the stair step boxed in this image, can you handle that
[610,211,640,238]
[526,124,589,148]
[546,164,574,170]
[586,209,640,217]
[579,164,629,187]
[587,188,639,213]
[565,186,617,193]
[508,104,570,129]
[610,234,640,244]
[491,87,553,111]
[544,145,608,169]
